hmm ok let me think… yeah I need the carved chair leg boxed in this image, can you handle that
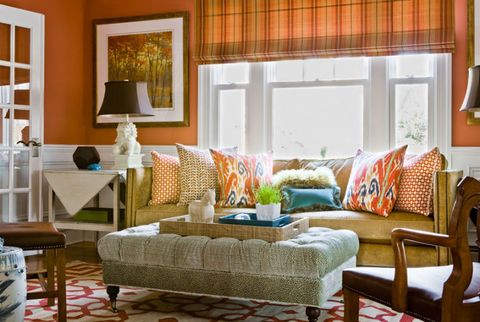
[343,287,359,322]
[56,248,67,322]
[46,249,55,306]
[106,285,120,313]
[306,306,321,322]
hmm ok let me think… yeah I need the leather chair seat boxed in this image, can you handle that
[343,263,480,321]
[0,222,65,250]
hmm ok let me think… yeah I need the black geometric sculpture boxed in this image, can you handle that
[73,146,100,169]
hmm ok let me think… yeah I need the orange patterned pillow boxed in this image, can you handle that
[210,150,273,208]
[394,147,442,216]
[148,152,180,205]
[343,146,407,217]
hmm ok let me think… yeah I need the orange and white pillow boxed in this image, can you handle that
[148,151,181,206]
[343,146,407,217]
[210,150,273,208]
[394,147,442,216]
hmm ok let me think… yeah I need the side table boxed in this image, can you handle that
[44,169,125,232]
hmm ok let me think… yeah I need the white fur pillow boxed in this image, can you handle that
[272,167,337,188]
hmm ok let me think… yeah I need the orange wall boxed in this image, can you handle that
[0,0,477,146]
[0,0,88,144]
[83,0,197,145]
[451,0,479,146]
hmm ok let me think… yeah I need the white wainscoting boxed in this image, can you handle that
[41,144,177,244]
[44,145,479,244]
[450,147,480,178]
[450,147,480,245]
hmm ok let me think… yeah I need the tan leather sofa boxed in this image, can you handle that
[125,156,462,267]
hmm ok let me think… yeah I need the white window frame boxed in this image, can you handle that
[198,54,451,159]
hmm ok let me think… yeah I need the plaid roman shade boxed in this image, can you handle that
[194,0,455,64]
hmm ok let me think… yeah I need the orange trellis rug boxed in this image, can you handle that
[25,262,419,322]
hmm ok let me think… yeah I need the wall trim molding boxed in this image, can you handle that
[450,146,479,242]
[42,144,178,167]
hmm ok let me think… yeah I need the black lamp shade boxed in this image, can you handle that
[460,65,480,112]
[97,81,155,117]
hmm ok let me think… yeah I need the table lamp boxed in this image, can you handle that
[460,65,480,112]
[97,81,154,169]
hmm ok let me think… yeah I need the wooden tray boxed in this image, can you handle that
[159,215,309,242]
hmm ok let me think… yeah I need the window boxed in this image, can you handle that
[198,54,450,159]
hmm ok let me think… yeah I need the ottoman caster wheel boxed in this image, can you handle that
[106,285,120,313]
[306,306,321,322]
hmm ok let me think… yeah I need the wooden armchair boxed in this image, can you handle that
[342,176,480,322]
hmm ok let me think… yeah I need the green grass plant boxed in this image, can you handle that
[255,185,282,205]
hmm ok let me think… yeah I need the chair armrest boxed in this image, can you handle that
[390,228,455,311]
[391,228,454,248]
[126,167,153,227]
[433,169,462,264]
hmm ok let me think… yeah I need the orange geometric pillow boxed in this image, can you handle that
[148,151,181,205]
[343,146,407,217]
[394,147,442,216]
[210,150,273,208]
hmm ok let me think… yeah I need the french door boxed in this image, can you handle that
[0,5,44,222]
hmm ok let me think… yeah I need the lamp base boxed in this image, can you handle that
[112,154,144,169]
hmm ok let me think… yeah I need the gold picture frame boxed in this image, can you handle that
[467,0,480,125]
[93,12,189,128]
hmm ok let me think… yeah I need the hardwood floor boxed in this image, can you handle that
[25,242,101,273]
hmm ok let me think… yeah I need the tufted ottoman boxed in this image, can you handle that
[98,224,359,322]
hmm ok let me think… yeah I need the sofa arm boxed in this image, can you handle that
[433,169,463,264]
[126,167,153,227]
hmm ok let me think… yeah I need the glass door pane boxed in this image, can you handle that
[14,150,29,188]
[14,68,30,105]
[0,193,8,222]
[13,109,29,145]
[15,26,30,64]
[0,108,9,146]
[0,150,9,189]
[0,23,10,61]
[0,66,10,104]
[13,192,28,222]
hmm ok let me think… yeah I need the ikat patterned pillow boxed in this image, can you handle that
[176,144,237,206]
[148,152,180,205]
[210,150,273,208]
[394,147,442,216]
[343,146,407,217]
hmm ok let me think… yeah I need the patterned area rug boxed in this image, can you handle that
[25,262,420,322]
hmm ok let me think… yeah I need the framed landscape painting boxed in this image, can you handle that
[94,12,189,127]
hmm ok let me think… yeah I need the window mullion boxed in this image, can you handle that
[244,63,265,154]
[369,57,389,152]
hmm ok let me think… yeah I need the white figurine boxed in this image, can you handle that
[112,122,141,156]
[189,189,215,223]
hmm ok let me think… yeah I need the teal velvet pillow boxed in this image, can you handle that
[281,186,342,213]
